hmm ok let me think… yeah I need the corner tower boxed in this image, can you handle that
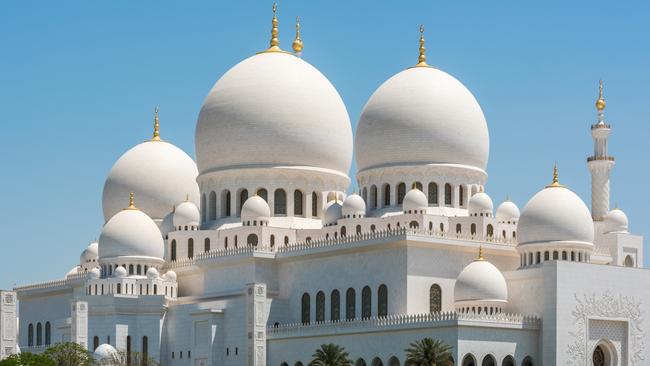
[588,80,615,220]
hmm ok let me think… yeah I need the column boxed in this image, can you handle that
[246,283,267,366]
[0,291,17,360]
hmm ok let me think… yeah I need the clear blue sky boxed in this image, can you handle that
[1,1,648,289]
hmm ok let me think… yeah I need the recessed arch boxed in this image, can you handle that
[521,356,533,366]
[501,355,515,366]
[316,291,325,322]
[294,189,304,216]
[247,233,258,247]
[371,357,383,366]
[481,354,496,366]
[429,284,442,313]
[388,356,400,366]
[355,359,367,366]
[624,255,634,267]
[461,354,476,366]
[274,189,287,215]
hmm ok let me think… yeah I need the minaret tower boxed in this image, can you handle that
[588,80,615,220]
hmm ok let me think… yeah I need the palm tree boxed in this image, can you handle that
[310,344,353,366]
[404,338,453,366]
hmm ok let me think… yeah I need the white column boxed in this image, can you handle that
[246,283,267,366]
[0,291,17,360]
[70,300,88,349]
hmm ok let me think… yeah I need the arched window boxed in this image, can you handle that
[440,223,445,232]
[316,291,325,322]
[409,221,419,229]
[428,183,438,205]
[312,192,318,217]
[371,224,376,232]
[258,188,268,202]
[301,293,310,324]
[36,322,42,346]
[456,223,462,234]
[397,182,406,204]
[372,358,384,366]
[459,185,465,206]
[331,289,340,321]
[294,190,304,216]
[204,238,210,252]
[341,226,347,237]
[235,235,238,247]
[137,264,142,275]
[142,336,148,365]
[209,191,217,220]
[239,189,248,215]
[201,193,206,222]
[247,234,258,247]
[270,235,275,247]
[274,189,287,215]
[502,230,507,239]
[361,286,371,319]
[28,323,34,347]
[188,238,194,259]
[461,354,476,366]
[93,336,99,351]
[346,288,356,320]
[501,355,515,366]
[171,240,177,261]
[471,223,477,235]
[388,356,400,366]
[444,184,452,205]
[481,355,496,366]
[356,359,367,366]
[221,190,231,217]
[117,283,121,294]
[429,284,442,313]
[284,236,289,245]
[521,356,533,366]
[45,321,51,345]
[356,225,362,235]
[486,224,494,237]
[129,264,134,275]
[383,184,391,206]
[378,284,388,317]
[370,185,378,209]
[153,284,157,295]
[625,255,634,267]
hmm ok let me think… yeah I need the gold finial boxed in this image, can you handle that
[126,192,137,210]
[412,182,417,189]
[546,163,565,188]
[292,16,303,54]
[477,244,485,261]
[414,25,429,68]
[151,107,161,141]
[265,3,282,52]
[479,186,484,193]
[185,193,190,202]
[596,79,606,111]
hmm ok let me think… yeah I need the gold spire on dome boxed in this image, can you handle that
[596,80,606,111]
[414,25,430,68]
[477,244,485,261]
[259,3,285,53]
[479,186,484,193]
[292,16,303,54]
[546,163,565,188]
[126,192,138,210]
[151,107,162,142]
[185,193,190,202]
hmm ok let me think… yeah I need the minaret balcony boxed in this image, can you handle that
[587,156,615,162]
[591,123,611,130]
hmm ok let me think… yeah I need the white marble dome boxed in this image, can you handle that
[468,191,494,217]
[603,208,629,233]
[173,200,200,228]
[323,201,343,226]
[159,211,174,239]
[517,185,594,247]
[164,270,177,282]
[146,267,160,279]
[342,193,366,218]
[113,265,127,278]
[241,195,271,223]
[87,267,100,280]
[196,52,353,176]
[98,206,165,262]
[454,257,508,304]
[355,66,489,173]
[65,266,80,278]
[80,241,99,264]
[93,343,118,360]
[496,200,520,222]
[403,188,428,213]
[102,140,200,222]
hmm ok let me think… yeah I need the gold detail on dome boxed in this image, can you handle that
[546,163,565,188]
[596,79,606,111]
[414,25,431,68]
[185,193,190,202]
[479,186,484,193]
[477,244,485,261]
[292,16,303,54]
[258,3,289,54]
[125,192,138,210]
[151,107,162,142]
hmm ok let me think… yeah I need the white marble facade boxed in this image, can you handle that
[1,11,647,366]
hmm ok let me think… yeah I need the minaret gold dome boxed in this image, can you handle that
[596,79,606,111]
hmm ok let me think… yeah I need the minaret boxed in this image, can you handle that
[588,80,615,220]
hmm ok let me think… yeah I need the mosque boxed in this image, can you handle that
[0,4,647,366]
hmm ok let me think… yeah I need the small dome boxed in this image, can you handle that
[163,270,177,282]
[603,208,628,233]
[87,267,101,280]
[159,211,174,238]
[468,191,493,217]
[323,201,343,226]
[80,242,99,264]
[403,188,428,213]
[454,258,508,304]
[98,205,165,262]
[93,343,118,360]
[146,267,159,279]
[342,193,366,217]
[65,266,80,278]
[113,266,127,278]
[241,195,271,223]
[102,140,200,222]
[173,200,200,228]
[496,200,520,222]
[517,185,594,248]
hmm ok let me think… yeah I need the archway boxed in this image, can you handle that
[462,354,476,366]
[501,355,515,366]
[388,356,400,366]
[482,355,496,366]
[355,359,367,366]
[371,357,383,366]
[592,340,616,366]
[624,255,634,267]
[521,356,533,366]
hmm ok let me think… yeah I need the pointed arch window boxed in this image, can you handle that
[258,188,268,202]
[346,288,356,320]
[28,324,34,347]
[301,293,310,324]
[316,291,325,322]
[222,190,231,217]
[444,184,452,205]
[274,189,287,215]
[428,183,438,205]
[378,284,388,317]
[429,284,442,313]
[204,238,210,252]
[45,322,51,345]
[36,322,42,346]
[311,192,318,217]
[188,238,194,259]
[383,184,391,206]
[397,182,406,204]
[294,190,304,216]
[370,185,378,209]
[362,286,372,319]
[459,185,465,206]
[331,289,340,321]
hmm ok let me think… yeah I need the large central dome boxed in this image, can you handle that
[355,66,489,173]
[195,52,353,176]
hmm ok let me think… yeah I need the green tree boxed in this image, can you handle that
[309,344,352,366]
[0,352,56,366]
[42,342,92,366]
[404,338,453,366]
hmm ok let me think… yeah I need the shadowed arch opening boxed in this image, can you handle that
[501,355,515,366]
[462,354,476,366]
[481,354,496,366]
[388,356,400,366]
